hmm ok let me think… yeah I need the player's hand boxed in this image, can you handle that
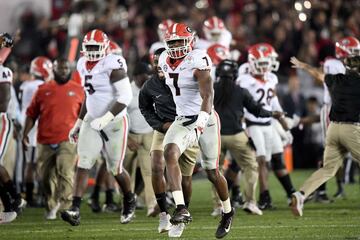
[283,131,294,146]
[162,122,172,133]
[22,135,30,152]
[0,33,14,48]
[90,112,114,131]
[272,111,285,120]
[290,57,307,70]
[127,137,140,151]
[69,119,83,144]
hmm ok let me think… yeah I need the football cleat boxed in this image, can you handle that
[291,192,305,217]
[12,198,27,214]
[60,207,80,226]
[87,198,101,213]
[0,211,17,224]
[231,192,245,209]
[315,192,333,204]
[158,212,172,233]
[45,203,60,220]
[168,223,185,238]
[243,202,263,216]
[215,208,235,239]
[102,203,120,213]
[170,207,192,225]
[120,195,136,224]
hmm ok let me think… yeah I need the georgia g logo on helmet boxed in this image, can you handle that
[164,23,195,59]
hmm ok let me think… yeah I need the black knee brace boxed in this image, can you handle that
[271,153,286,171]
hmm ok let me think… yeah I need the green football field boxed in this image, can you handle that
[1,170,360,239]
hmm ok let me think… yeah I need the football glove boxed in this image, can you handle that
[0,33,13,48]
[90,111,114,131]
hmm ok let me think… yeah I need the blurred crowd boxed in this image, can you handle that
[2,0,359,171]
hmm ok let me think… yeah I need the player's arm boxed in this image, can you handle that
[195,69,213,114]
[0,83,11,112]
[23,89,41,150]
[271,96,289,131]
[90,68,132,131]
[290,57,324,82]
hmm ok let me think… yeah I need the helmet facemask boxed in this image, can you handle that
[165,37,193,59]
[249,55,272,76]
[83,42,108,62]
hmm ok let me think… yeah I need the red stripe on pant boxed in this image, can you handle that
[213,111,221,170]
[116,116,128,174]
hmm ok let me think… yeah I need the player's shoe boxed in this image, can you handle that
[170,207,192,225]
[315,192,332,203]
[231,192,245,209]
[120,195,136,224]
[87,198,102,213]
[211,206,223,217]
[45,203,60,220]
[158,212,172,233]
[60,207,80,226]
[333,189,346,199]
[12,198,27,214]
[102,203,120,213]
[215,208,235,239]
[168,223,185,237]
[291,192,305,217]
[243,202,263,215]
[258,192,275,210]
[0,211,17,224]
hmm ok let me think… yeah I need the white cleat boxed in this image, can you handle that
[0,211,17,224]
[291,191,305,217]
[211,206,223,217]
[243,202,263,216]
[158,212,172,233]
[46,203,60,220]
[168,223,185,238]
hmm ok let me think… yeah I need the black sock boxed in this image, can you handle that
[318,183,326,192]
[276,174,296,198]
[91,185,101,201]
[232,185,240,198]
[176,204,186,210]
[155,192,168,213]
[226,179,234,191]
[105,189,114,204]
[25,182,34,202]
[0,185,12,211]
[72,196,82,209]
[4,180,20,200]
[336,179,343,191]
[185,202,190,209]
[123,191,134,202]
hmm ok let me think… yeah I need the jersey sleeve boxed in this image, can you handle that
[0,66,13,83]
[192,50,212,71]
[323,59,346,75]
[106,54,128,72]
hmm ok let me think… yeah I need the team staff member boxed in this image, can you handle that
[291,55,360,217]
[214,60,284,216]
[139,48,198,237]
[23,58,84,220]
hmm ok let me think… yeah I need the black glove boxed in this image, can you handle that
[0,32,14,48]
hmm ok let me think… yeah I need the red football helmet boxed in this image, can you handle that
[254,43,279,72]
[203,16,225,42]
[158,19,174,42]
[164,23,194,59]
[248,44,273,75]
[30,56,53,81]
[107,41,122,55]
[82,29,110,61]
[335,36,360,58]
[207,44,230,65]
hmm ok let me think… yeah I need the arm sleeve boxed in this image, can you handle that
[26,90,40,120]
[324,74,337,88]
[243,88,272,117]
[139,84,165,132]
[113,77,133,106]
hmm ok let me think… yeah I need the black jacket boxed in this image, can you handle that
[214,83,273,135]
[325,71,360,123]
[139,74,176,133]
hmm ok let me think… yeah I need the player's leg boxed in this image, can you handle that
[163,117,193,225]
[103,116,136,224]
[200,112,234,239]
[61,117,102,226]
[88,160,106,213]
[291,123,345,216]
[102,164,118,212]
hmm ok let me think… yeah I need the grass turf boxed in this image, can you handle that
[1,170,360,239]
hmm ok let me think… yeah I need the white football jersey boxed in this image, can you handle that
[149,41,165,55]
[239,72,280,123]
[0,65,12,84]
[0,66,17,118]
[194,29,232,50]
[159,49,212,116]
[238,62,250,76]
[77,53,128,119]
[322,58,346,105]
[19,79,44,124]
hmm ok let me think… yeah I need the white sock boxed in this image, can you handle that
[222,198,232,214]
[172,190,185,206]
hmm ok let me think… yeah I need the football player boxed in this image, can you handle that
[159,23,234,239]
[238,44,295,210]
[19,56,53,206]
[61,29,135,226]
[149,19,174,59]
